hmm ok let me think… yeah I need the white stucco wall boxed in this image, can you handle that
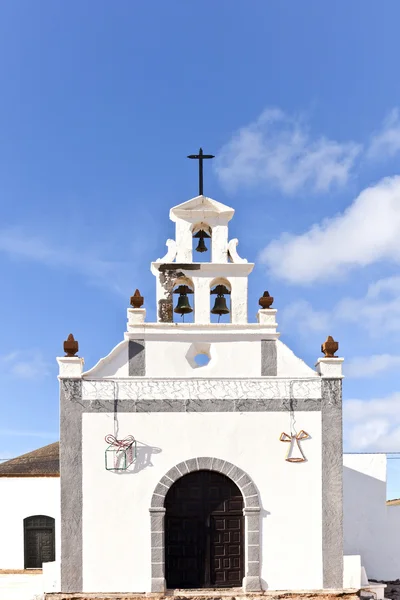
[343,453,400,580]
[276,340,319,377]
[84,337,320,380]
[145,339,261,377]
[386,505,400,578]
[82,411,322,593]
[0,477,60,570]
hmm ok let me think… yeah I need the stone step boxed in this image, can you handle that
[44,590,361,600]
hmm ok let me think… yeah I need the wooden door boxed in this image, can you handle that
[165,471,244,588]
[24,516,55,569]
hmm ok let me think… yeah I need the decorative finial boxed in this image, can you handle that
[321,336,339,358]
[64,333,78,357]
[130,289,144,308]
[259,291,274,309]
[187,147,215,196]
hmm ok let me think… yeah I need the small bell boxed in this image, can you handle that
[211,295,229,315]
[196,236,207,253]
[193,229,211,254]
[173,285,193,315]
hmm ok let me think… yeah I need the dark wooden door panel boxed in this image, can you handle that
[40,529,55,563]
[210,516,243,586]
[24,516,55,569]
[165,471,244,589]
[166,517,204,588]
[25,530,41,569]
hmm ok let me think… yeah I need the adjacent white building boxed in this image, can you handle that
[0,443,60,571]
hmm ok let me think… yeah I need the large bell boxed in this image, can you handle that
[211,295,229,316]
[174,292,193,315]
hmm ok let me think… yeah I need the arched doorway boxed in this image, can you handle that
[165,470,244,589]
[24,515,55,568]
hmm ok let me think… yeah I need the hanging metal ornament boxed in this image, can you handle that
[105,434,137,471]
[279,381,310,462]
[279,430,310,463]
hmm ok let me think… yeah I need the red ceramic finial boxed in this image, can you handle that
[321,336,339,358]
[64,334,79,357]
[259,291,274,309]
[130,289,144,308]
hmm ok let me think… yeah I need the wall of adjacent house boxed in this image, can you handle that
[343,453,400,580]
[386,505,400,577]
[0,476,60,570]
[81,410,323,593]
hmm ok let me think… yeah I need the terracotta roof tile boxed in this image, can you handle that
[0,441,59,476]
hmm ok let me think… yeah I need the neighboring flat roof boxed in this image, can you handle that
[0,442,59,477]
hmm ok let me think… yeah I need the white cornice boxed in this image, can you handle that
[151,261,255,276]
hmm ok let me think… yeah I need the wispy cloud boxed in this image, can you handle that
[0,350,52,380]
[280,300,331,334]
[0,227,132,295]
[282,274,400,338]
[214,107,361,195]
[345,354,400,378]
[367,109,400,160]
[344,393,400,452]
[0,451,17,461]
[260,175,400,284]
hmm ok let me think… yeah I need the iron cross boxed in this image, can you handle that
[187,147,215,196]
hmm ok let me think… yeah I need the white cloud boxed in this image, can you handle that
[282,274,400,339]
[345,354,400,378]
[337,275,400,334]
[368,109,400,160]
[214,107,361,195]
[0,351,51,380]
[260,175,400,284]
[344,393,400,452]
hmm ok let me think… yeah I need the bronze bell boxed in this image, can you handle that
[211,295,230,316]
[193,229,210,253]
[196,236,207,253]
[174,291,193,315]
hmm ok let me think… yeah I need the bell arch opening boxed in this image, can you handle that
[192,222,212,263]
[210,278,231,323]
[149,457,261,593]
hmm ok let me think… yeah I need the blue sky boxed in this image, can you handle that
[1,1,400,496]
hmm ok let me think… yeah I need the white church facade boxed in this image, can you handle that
[2,193,400,597]
[57,194,345,594]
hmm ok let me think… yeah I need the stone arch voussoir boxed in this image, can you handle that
[151,456,260,510]
[149,457,262,593]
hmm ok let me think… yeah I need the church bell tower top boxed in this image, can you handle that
[149,149,255,325]
[170,195,235,224]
